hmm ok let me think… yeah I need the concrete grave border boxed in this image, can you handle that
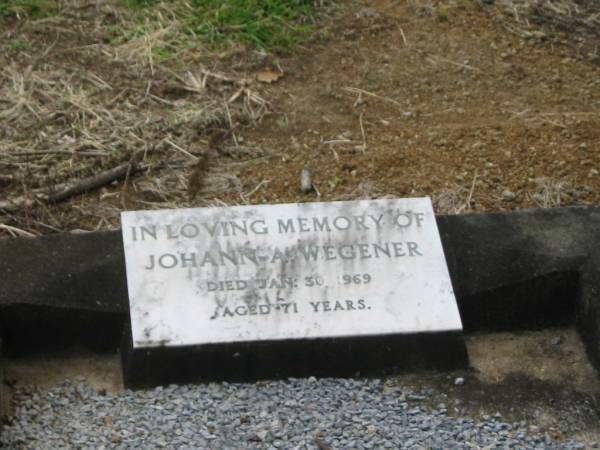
[0,206,598,387]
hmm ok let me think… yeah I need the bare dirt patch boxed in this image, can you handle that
[4,352,123,393]
[226,0,600,211]
[389,328,600,444]
[1,0,599,236]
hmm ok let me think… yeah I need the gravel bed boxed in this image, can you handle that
[1,378,595,450]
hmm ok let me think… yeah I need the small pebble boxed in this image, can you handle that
[300,166,314,194]
[502,189,517,201]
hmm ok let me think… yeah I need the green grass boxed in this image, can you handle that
[8,38,32,50]
[1,0,323,59]
[189,0,318,51]
[0,0,59,17]
[123,0,322,54]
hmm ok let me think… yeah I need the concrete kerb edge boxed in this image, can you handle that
[0,206,598,382]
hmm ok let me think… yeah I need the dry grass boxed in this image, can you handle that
[433,185,473,214]
[2,0,599,238]
[0,0,274,236]
[496,0,600,52]
[111,2,197,72]
[527,177,573,208]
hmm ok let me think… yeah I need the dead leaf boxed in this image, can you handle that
[256,69,283,84]
[314,432,332,450]
[103,416,113,425]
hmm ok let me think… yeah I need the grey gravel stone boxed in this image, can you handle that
[0,379,592,450]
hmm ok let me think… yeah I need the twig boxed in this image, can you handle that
[0,224,36,237]
[322,139,353,145]
[199,68,245,85]
[224,102,239,146]
[502,21,532,38]
[47,161,141,203]
[241,179,269,202]
[9,150,83,157]
[429,55,480,72]
[330,148,340,162]
[353,92,364,108]
[0,197,36,214]
[312,182,322,198]
[463,170,478,213]
[228,87,245,104]
[144,80,152,100]
[398,25,408,46]
[40,33,60,58]
[121,151,143,205]
[343,87,403,108]
[509,109,532,120]
[149,94,178,106]
[165,139,199,160]
[359,112,367,154]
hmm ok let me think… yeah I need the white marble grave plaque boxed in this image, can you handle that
[121,198,462,348]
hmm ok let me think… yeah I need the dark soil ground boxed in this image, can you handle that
[0,0,599,236]
[233,0,600,211]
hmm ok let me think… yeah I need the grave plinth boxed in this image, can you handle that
[120,198,467,387]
